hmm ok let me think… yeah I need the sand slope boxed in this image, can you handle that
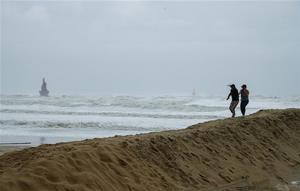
[0,109,300,191]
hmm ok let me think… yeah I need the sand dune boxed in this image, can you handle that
[0,109,300,191]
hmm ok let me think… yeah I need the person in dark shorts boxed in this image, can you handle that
[239,84,249,116]
[227,84,239,117]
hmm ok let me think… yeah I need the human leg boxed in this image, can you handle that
[229,101,234,113]
[241,101,246,116]
[241,100,249,116]
[230,101,239,117]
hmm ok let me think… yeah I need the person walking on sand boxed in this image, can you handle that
[227,84,239,117]
[240,84,249,116]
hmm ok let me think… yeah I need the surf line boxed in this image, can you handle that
[0,142,31,145]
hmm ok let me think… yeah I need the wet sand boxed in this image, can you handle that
[0,145,30,156]
[0,109,300,191]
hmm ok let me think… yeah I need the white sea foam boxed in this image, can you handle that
[0,94,299,145]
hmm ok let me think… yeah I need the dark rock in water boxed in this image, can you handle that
[39,78,49,97]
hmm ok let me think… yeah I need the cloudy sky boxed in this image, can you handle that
[1,1,299,96]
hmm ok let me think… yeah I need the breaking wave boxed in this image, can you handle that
[0,119,169,131]
[0,95,226,112]
[0,109,220,120]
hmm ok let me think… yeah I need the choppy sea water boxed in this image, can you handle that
[0,94,299,146]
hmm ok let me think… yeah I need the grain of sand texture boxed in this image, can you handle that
[0,109,300,191]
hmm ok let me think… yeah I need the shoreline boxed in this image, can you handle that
[1,109,300,191]
[0,145,30,156]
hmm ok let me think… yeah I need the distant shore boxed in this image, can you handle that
[0,109,300,191]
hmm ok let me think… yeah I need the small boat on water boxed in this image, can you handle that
[39,78,49,97]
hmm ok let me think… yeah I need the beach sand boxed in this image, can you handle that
[0,109,299,191]
[0,145,29,156]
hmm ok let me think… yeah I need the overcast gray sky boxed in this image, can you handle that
[1,1,299,96]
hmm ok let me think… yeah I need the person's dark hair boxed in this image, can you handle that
[241,84,247,88]
[230,84,236,88]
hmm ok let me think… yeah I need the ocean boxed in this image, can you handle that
[1,94,299,146]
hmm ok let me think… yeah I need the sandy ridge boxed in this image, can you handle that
[0,109,300,191]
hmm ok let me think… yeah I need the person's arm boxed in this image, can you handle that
[227,92,231,100]
[245,90,249,96]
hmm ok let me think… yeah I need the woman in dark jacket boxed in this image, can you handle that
[227,84,239,117]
